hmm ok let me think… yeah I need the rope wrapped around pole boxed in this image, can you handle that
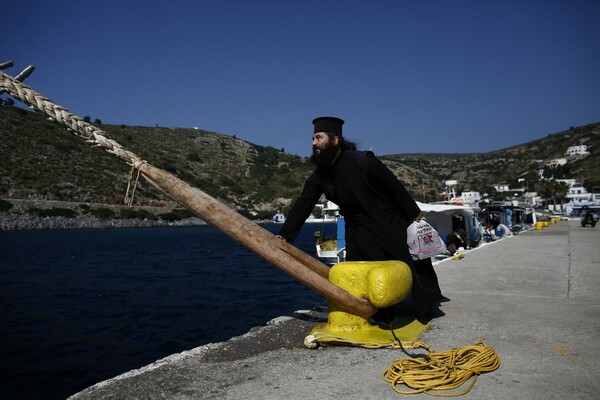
[0,70,376,318]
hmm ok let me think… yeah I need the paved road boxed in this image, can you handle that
[70,219,600,399]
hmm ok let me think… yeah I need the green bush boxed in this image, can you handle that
[237,209,254,219]
[254,210,275,220]
[28,207,78,218]
[160,208,195,221]
[119,208,158,220]
[90,208,115,219]
[0,199,13,213]
[186,152,203,162]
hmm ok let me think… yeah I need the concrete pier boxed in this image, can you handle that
[70,219,600,399]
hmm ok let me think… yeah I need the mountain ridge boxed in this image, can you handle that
[1,105,598,218]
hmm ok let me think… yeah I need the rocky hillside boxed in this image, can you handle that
[1,105,598,217]
[0,106,315,219]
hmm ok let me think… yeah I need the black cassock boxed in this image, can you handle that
[279,149,442,322]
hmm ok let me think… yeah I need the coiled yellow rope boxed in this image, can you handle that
[383,339,500,396]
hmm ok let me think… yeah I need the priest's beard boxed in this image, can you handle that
[310,142,338,168]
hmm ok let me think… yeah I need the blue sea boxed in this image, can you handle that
[0,223,333,400]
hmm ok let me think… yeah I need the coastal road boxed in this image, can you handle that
[70,219,600,399]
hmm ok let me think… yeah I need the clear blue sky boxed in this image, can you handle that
[3,0,599,157]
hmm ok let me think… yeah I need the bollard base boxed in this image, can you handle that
[307,316,429,348]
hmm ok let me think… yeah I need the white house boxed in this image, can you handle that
[556,178,577,187]
[546,158,567,168]
[566,145,588,156]
[567,185,591,204]
[523,192,542,207]
[460,191,481,205]
[493,184,510,192]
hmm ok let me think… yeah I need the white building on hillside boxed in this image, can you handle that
[556,179,576,187]
[523,192,542,207]
[493,184,510,192]
[460,191,481,205]
[546,158,567,168]
[566,145,589,156]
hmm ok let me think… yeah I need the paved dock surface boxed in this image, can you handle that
[70,219,600,399]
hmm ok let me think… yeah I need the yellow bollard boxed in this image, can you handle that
[307,261,429,348]
[535,221,545,230]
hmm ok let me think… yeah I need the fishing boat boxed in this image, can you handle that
[416,202,484,254]
[305,201,339,223]
[315,215,346,265]
[478,202,537,233]
[271,212,286,224]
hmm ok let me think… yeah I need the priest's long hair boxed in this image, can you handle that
[326,132,357,151]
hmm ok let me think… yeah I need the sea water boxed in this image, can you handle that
[0,223,333,400]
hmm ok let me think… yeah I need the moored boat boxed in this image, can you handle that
[313,201,492,265]
[271,212,286,223]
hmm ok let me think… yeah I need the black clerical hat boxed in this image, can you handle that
[312,116,344,136]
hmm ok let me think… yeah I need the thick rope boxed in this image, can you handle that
[304,332,419,350]
[382,339,500,396]
[0,70,143,168]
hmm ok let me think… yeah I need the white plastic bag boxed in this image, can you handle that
[407,220,447,260]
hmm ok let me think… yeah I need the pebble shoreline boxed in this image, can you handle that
[0,199,276,231]
[0,198,207,231]
[0,213,207,231]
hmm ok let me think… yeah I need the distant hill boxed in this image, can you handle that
[382,122,600,202]
[1,105,598,217]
